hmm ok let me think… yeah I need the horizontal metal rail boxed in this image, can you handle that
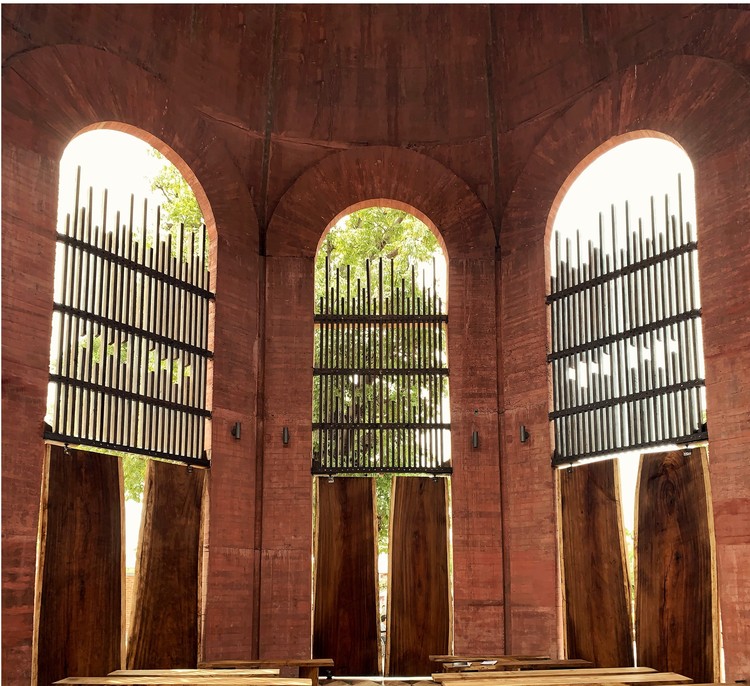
[551,430,708,467]
[546,309,701,363]
[546,241,697,304]
[313,367,448,376]
[548,379,706,420]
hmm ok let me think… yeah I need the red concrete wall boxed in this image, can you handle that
[2,43,261,683]
[500,55,750,677]
[2,5,749,684]
[265,146,503,656]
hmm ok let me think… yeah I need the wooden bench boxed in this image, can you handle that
[429,673,692,686]
[198,660,334,686]
[57,680,299,686]
[437,660,593,673]
[432,657,552,665]
[434,668,657,682]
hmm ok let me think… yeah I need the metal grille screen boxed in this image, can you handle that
[313,258,450,475]
[45,168,213,467]
[548,176,707,466]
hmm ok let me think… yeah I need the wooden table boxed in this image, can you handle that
[198,660,334,686]
[108,671,280,678]
[438,660,593,673]
[55,677,311,686]
[429,673,692,686]
[433,668,657,682]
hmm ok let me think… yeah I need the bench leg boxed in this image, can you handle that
[299,666,319,686]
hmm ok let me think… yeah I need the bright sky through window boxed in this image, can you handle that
[551,136,699,535]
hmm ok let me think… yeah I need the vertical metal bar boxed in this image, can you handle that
[156,230,169,454]
[390,259,395,470]
[574,231,585,455]
[561,240,570,457]
[328,279,335,470]
[378,259,384,470]
[426,272,433,469]
[597,219,609,452]
[410,264,417,471]
[581,256,591,454]
[348,278,353,470]
[686,221,703,432]
[437,292,444,467]
[624,205,635,447]
[82,188,96,439]
[563,239,572,458]
[63,175,81,435]
[359,277,365,470]
[177,224,187,457]
[365,260,372,470]
[674,217,693,436]
[393,280,400,470]
[323,257,330,469]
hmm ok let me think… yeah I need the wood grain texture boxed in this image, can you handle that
[429,675,691,686]
[559,460,634,667]
[199,662,332,668]
[635,448,718,683]
[55,678,311,686]
[433,668,654,680]
[126,460,205,669]
[313,477,379,676]
[35,445,123,686]
[107,669,279,677]
[431,656,551,663]
[440,659,593,673]
[386,476,450,677]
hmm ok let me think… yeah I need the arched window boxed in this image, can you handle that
[311,206,452,676]
[548,137,707,466]
[45,130,213,467]
[312,206,450,476]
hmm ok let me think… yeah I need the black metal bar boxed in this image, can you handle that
[546,240,699,304]
[546,308,702,362]
[551,429,708,468]
[54,231,214,301]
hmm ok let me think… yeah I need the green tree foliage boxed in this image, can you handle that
[375,473,393,556]
[122,454,147,502]
[315,207,440,302]
[149,151,203,231]
[149,150,207,261]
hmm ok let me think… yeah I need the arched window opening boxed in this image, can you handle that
[312,208,450,476]
[46,129,213,468]
[43,128,212,650]
[548,137,706,467]
[311,207,452,676]
[550,138,719,682]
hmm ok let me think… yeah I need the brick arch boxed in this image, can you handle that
[3,44,259,248]
[261,146,504,658]
[267,145,496,260]
[498,55,750,674]
[2,44,261,681]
